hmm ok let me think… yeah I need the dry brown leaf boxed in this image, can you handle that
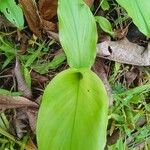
[39,0,57,21]
[26,108,38,133]
[19,0,42,36]
[0,95,38,110]
[93,58,113,106]
[14,58,32,99]
[97,38,150,66]
[41,18,57,32]
[19,0,57,36]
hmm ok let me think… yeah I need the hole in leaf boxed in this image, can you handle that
[108,46,112,54]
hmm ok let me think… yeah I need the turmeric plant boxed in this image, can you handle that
[37,0,108,150]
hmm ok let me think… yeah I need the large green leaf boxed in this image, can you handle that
[116,0,150,37]
[37,68,108,150]
[58,0,97,68]
[0,0,24,29]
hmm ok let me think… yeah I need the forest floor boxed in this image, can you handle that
[0,0,150,149]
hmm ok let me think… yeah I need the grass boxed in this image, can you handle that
[107,63,150,149]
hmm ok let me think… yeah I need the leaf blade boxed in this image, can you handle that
[58,0,97,68]
[95,16,114,36]
[0,0,24,29]
[116,0,150,37]
[37,68,108,150]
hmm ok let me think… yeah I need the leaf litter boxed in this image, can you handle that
[97,38,150,66]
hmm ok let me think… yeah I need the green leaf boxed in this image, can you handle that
[37,68,108,150]
[0,0,24,29]
[58,0,97,68]
[95,16,114,36]
[100,0,110,11]
[116,0,150,37]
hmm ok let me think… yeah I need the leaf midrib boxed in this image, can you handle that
[70,77,81,150]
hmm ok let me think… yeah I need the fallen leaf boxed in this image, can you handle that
[0,95,38,110]
[19,0,57,36]
[14,58,32,99]
[97,38,150,66]
[26,108,38,133]
[93,57,113,106]
[38,0,57,21]
[19,0,42,36]
[41,18,57,32]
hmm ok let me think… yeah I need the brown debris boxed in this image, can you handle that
[93,58,113,106]
[26,108,38,133]
[19,0,57,37]
[14,58,33,99]
[19,0,42,37]
[39,0,57,21]
[0,95,38,110]
[125,67,139,87]
[97,38,150,66]
[41,18,57,32]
